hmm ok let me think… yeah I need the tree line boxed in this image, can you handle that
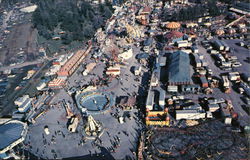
[162,0,224,21]
[31,0,113,44]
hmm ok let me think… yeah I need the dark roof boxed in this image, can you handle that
[136,53,149,59]
[143,38,153,46]
[168,51,191,84]
[0,121,25,151]
[119,96,136,106]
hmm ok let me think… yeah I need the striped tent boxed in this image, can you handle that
[166,22,181,30]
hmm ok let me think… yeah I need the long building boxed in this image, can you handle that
[57,44,92,77]
[168,51,192,85]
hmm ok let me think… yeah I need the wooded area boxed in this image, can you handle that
[31,0,113,44]
[162,0,226,21]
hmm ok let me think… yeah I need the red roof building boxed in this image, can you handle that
[57,45,92,77]
[140,6,151,15]
[48,78,66,88]
[165,31,184,40]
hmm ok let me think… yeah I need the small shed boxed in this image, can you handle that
[200,77,208,88]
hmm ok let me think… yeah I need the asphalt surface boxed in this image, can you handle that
[194,39,250,126]
[23,41,145,159]
[24,91,142,159]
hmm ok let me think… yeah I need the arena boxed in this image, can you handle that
[75,91,115,115]
[0,120,28,154]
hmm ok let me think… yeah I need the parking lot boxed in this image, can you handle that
[192,38,250,126]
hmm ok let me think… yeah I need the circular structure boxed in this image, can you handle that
[75,91,114,115]
[227,28,236,34]
[166,22,181,30]
[165,31,184,39]
[215,29,225,35]
[0,120,27,154]
[239,28,247,33]
[79,94,108,111]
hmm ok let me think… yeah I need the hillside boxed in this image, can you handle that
[31,0,113,53]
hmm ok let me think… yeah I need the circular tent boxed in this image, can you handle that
[215,29,225,36]
[165,31,184,41]
[227,28,236,34]
[239,28,247,33]
[166,22,181,30]
[0,120,27,154]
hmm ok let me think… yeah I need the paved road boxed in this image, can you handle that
[0,59,51,117]
[0,56,59,71]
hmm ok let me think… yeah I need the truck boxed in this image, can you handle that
[134,66,142,76]
[208,49,218,54]
[238,87,244,94]
[222,76,231,93]
[176,40,192,48]
[221,40,230,51]
[214,40,225,51]
[191,46,199,53]
[228,72,240,81]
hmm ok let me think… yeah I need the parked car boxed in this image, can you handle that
[232,62,242,68]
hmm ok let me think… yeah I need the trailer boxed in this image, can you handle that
[221,40,230,51]
[214,54,226,62]
[214,40,225,51]
[191,46,199,53]
[228,72,240,81]
[158,57,167,67]
[134,66,142,76]
[200,77,208,88]
[176,40,192,48]
[222,75,230,87]
[159,89,166,108]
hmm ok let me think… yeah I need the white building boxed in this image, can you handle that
[146,90,154,110]
[159,89,166,108]
[20,5,37,13]
[118,48,133,61]
[82,63,96,76]
[158,56,167,67]
[14,95,29,106]
[14,95,32,113]
[176,110,206,120]
[167,85,178,92]
[151,72,159,87]
[228,72,240,81]
[134,66,142,76]
[36,82,46,91]
[221,106,232,125]
[176,40,192,48]
[106,65,121,76]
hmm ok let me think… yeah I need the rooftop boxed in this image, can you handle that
[165,31,184,40]
[0,120,27,153]
[166,22,181,29]
[168,51,192,85]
